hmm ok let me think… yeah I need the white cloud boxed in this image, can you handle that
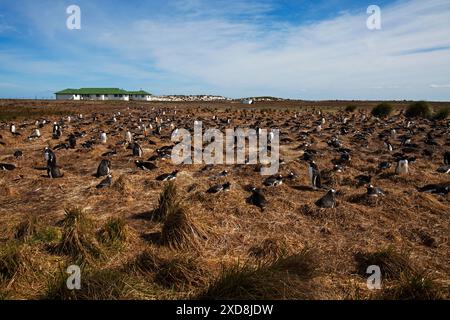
[430,84,450,88]
[88,0,450,99]
[2,0,450,99]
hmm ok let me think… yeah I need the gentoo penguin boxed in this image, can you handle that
[14,150,23,159]
[10,124,20,135]
[355,175,372,186]
[384,140,393,152]
[418,183,449,195]
[29,129,41,139]
[100,132,107,144]
[315,189,336,208]
[96,159,111,177]
[378,162,391,170]
[287,171,297,180]
[395,159,409,175]
[52,123,61,139]
[207,182,231,194]
[263,174,283,187]
[68,134,77,149]
[248,188,267,211]
[44,147,56,167]
[47,164,63,178]
[366,184,385,197]
[132,143,143,157]
[436,166,450,174]
[96,174,112,189]
[308,161,321,189]
[444,151,450,165]
[0,163,16,171]
[125,131,133,143]
[156,170,179,181]
[135,160,157,171]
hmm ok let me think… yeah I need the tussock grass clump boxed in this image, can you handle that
[14,216,60,243]
[433,107,449,120]
[345,105,357,112]
[54,207,102,263]
[371,103,393,118]
[45,267,126,300]
[405,101,431,118]
[248,238,289,261]
[0,242,28,280]
[98,217,128,246]
[151,182,178,221]
[160,205,206,250]
[380,271,446,300]
[354,247,412,280]
[112,175,132,195]
[197,249,316,300]
[14,216,39,241]
[132,247,207,288]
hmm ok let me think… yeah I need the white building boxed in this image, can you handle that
[55,88,152,101]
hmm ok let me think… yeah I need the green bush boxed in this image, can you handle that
[433,107,449,120]
[371,103,393,117]
[345,105,357,112]
[405,101,431,118]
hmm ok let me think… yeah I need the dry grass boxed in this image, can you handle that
[0,99,449,300]
[53,207,102,264]
[150,182,178,221]
[98,216,129,247]
[160,205,207,250]
[132,246,207,288]
[196,249,317,300]
[44,266,127,300]
[354,247,413,280]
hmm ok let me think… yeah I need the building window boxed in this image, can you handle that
[119,94,123,97]
[114,94,118,97]
[141,95,145,98]
[96,94,100,97]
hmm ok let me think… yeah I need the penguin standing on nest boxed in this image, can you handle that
[132,142,143,157]
[10,124,20,136]
[52,122,62,139]
[44,147,56,167]
[100,132,107,144]
[308,161,322,189]
[96,159,111,177]
[395,159,409,175]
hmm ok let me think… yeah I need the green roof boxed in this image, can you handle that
[55,88,151,95]
[128,90,151,95]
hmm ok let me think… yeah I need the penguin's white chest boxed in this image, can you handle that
[396,160,409,174]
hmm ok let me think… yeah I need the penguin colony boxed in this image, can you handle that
[0,100,449,300]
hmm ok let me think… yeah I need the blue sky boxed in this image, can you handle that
[0,0,449,100]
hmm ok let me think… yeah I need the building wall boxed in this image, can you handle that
[130,95,151,101]
[56,93,130,101]
[56,94,80,100]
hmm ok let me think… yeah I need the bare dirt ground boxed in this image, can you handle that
[0,99,449,300]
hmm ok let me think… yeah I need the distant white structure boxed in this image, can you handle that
[242,99,254,105]
[55,88,152,101]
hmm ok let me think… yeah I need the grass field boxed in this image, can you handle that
[0,99,449,300]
